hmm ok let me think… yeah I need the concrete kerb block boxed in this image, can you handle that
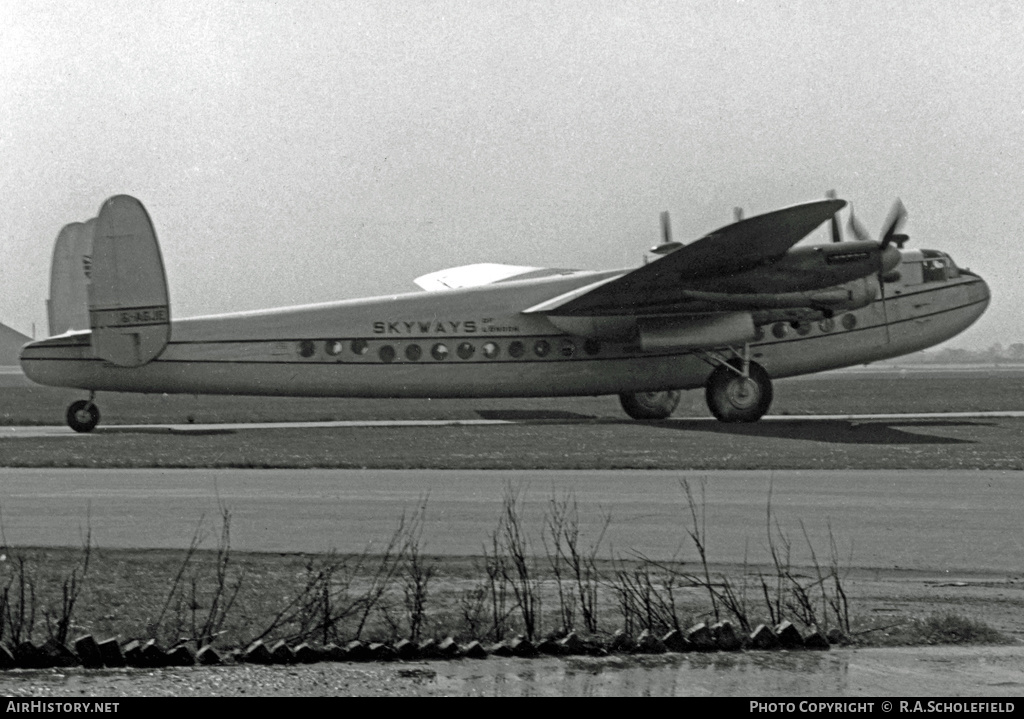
[74,635,104,668]
[556,632,586,655]
[368,642,398,661]
[344,640,371,662]
[489,641,513,657]
[0,645,14,670]
[636,629,667,654]
[294,643,322,664]
[438,637,462,659]
[41,638,79,667]
[508,636,537,658]
[140,639,167,668]
[661,629,691,653]
[802,625,831,650]
[684,623,716,651]
[711,621,742,651]
[322,643,347,662]
[197,645,222,666]
[774,621,805,649]
[242,640,273,665]
[121,640,145,668]
[462,640,488,659]
[166,644,197,667]
[393,639,418,660]
[13,641,46,669]
[609,630,636,654]
[538,637,568,656]
[269,640,295,664]
[97,638,125,668]
[417,638,443,659]
[749,624,781,650]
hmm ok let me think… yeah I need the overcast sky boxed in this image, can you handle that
[2,0,1021,349]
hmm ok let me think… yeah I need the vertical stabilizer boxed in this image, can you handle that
[87,195,170,367]
[47,220,94,335]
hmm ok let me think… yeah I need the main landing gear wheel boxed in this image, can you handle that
[705,359,773,423]
[619,390,682,420]
[66,400,100,433]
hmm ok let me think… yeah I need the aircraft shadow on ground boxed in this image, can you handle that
[476,410,598,421]
[643,419,984,445]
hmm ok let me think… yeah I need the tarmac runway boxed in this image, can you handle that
[0,467,1021,573]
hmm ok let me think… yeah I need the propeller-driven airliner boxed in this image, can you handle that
[20,193,989,432]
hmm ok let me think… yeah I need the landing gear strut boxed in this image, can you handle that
[699,345,773,423]
[66,394,100,433]
[619,390,682,420]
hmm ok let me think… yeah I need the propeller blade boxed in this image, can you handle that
[660,211,672,245]
[825,190,842,243]
[879,198,907,250]
[847,203,873,244]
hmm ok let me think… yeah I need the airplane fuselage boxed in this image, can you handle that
[20,248,990,400]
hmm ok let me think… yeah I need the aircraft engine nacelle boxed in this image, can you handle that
[637,312,755,351]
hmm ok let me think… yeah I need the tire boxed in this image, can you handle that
[705,360,773,423]
[619,390,682,420]
[66,400,100,433]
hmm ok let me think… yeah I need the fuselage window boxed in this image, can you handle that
[431,343,449,361]
[584,339,601,356]
[379,345,396,363]
[818,317,835,333]
[298,340,316,358]
[772,323,788,339]
[534,340,551,357]
[508,341,525,358]
[482,342,500,359]
[457,342,475,360]
[754,326,766,342]
[841,314,858,330]
[351,339,369,355]
[326,340,344,356]
[405,344,422,361]
[795,321,811,336]
[560,339,576,357]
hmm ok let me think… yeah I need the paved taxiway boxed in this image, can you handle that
[3,409,1023,438]
[0,467,1021,573]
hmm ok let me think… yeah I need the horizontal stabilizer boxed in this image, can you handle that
[87,195,170,367]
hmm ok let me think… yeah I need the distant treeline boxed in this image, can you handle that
[886,343,1024,365]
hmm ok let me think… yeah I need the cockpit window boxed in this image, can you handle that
[922,258,948,283]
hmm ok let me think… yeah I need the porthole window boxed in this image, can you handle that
[457,342,475,360]
[772,323,788,339]
[351,339,369,355]
[298,340,316,358]
[795,321,811,336]
[378,345,396,363]
[584,339,601,356]
[841,314,858,330]
[326,340,344,356]
[534,340,551,357]
[754,326,766,342]
[431,343,449,361]
[818,317,835,333]
[405,344,422,361]
[482,342,500,359]
[560,339,576,358]
[508,341,525,358]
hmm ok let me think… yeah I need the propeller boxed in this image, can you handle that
[846,198,908,344]
[650,211,682,256]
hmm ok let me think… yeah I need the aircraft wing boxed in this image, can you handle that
[525,198,846,316]
[414,263,581,291]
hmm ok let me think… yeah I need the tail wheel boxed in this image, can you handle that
[619,390,682,420]
[67,400,100,433]
[705,359,773,423]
